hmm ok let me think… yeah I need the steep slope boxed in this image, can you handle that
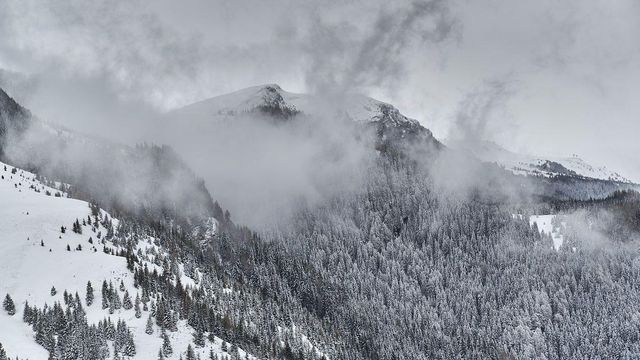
[0,87,217,227]
[0,87,31,159]
[0,161,253,360]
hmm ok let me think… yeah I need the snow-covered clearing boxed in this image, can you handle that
[529,215,565,250]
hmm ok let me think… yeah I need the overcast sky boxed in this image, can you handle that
[0,0,639,181]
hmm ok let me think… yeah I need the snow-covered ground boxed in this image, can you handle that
[0,161,252,360]
[529,215,565,250]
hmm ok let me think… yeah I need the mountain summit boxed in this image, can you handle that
[168,84,442,152]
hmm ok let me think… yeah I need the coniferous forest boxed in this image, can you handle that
[1,2,640,359]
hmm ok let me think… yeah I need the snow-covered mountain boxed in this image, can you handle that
[168,84,441,148]
[448,139,634,184]
[170,84,405,124]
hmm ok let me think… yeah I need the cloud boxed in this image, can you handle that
[448,77,518,144]
[301,0,457,95]
[0,0,214,109]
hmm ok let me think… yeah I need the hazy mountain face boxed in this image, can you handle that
[0,88,216,225]
[157,84,443,228]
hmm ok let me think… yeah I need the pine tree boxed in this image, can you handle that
[146,313,155,335]
[86,281,94,306]
[0,342,6,360]
[2,294,15,315]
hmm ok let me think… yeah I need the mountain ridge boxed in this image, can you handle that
[447,138,635,184]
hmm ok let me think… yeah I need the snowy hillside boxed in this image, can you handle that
[0,161,252,360]
[448,139,634,183]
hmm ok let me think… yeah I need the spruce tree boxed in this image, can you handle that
[0,342,6,360]
[113,290,122,310]
[101,281,109,309]
[2,294,15,315]
[123,331,136,357]
[22,301,33,324]
[186,344,196,360]
[162,330,173,356]
[123,291,133,310]
[193,324,205,347]
[146,313,155,335]
[134,294,142,318]
[86,281,94,306]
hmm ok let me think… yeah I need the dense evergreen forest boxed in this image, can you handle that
[37,153,635,359]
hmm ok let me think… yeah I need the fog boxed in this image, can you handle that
[1,0,639,227]
[155,108,377,228]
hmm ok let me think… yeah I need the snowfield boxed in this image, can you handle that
[0,161,252,360]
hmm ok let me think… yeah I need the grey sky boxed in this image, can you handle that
[0,0,639,180]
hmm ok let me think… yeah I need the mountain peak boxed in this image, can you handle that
[170,84,428,127]
[169,83,299,120]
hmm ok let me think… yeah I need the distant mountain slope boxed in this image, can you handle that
[448,139,634,184]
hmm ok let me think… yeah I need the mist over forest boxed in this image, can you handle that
[1,1,640,360]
